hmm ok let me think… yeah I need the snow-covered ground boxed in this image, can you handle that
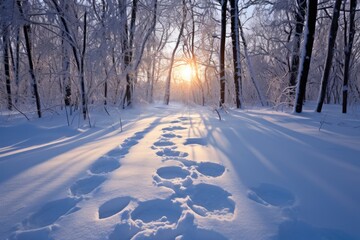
[0,103,359,240]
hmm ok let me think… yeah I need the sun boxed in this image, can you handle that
[179,64,193,82]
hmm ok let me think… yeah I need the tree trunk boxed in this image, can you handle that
[17,0,42,118]
[133,0,157,72]
[230,0,242,108]
[294,0,318,113]
[164,0,186,105]
[289,0,307,97]
[219,0,227,107]
[14,27,20,103]
[80,11,87,120]
[61,0,72,107]
[50,0,83,115]
[342,0,357,114]
[316,0,341,112]
[149,50,157,103]
[2,22,12,110]
[123,0,138,107]
[289,0,306,99]
[104,68,108,105]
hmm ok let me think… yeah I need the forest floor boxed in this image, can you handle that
[0,103,360,240]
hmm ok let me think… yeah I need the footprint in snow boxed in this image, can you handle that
[22,197,80,229]
[106,138,140,158]
[121,138,139,149]
[156,148,189,158]
[156,166,190,180]
[185,183,235,218]
[70,175,106,197]
[106,147,129,158]
[248,183,295,207]
[153,165,193,192]
[195,162,225,177]
[89,157,121,174]
[162,133,181,139]
[131,198,183,224]
[98,196,131,219]
[181,121,195,126]
[184,137,207,146]
[162,126,187,131]
[153,139,175,147]
[178,117,190,121]
[107,124,157,158]
[170,120,181,123]
[132,130,149,140]
[157,160,225,178]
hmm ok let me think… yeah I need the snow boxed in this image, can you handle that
[1,103,360,240]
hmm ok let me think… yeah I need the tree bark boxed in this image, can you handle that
[289,0,307,97]
[80,11,88,120]
[17,0,42,118]
[61,0,71,107]
[316,0,341,112]
[219,0,227,107]
[123,0,138,107]
[342,0,357,113]
[294,0,318,113]
[14,27,20,103]
[230,0,242,108]
[2,22,12,110]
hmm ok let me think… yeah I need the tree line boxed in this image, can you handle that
[0,0,359,120]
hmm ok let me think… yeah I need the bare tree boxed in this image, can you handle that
[164,0,187,105]
[289,0,307,99]
[316,0,342,112]
[17,0,42,118]
[342,0,357,113]
[61,0,72,108]
[80,11,88,119]
[1,1,12,110]
[294,0,318,113]
[123,0,138,108]
[48,0,89,119]
[239,18,265,106]
[219,0,227,107]
[230,0,242,108]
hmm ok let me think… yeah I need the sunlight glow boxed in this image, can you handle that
[178,64,193,82]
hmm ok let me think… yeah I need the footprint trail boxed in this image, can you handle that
[10,119,162,239]
[107,115,234,239]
